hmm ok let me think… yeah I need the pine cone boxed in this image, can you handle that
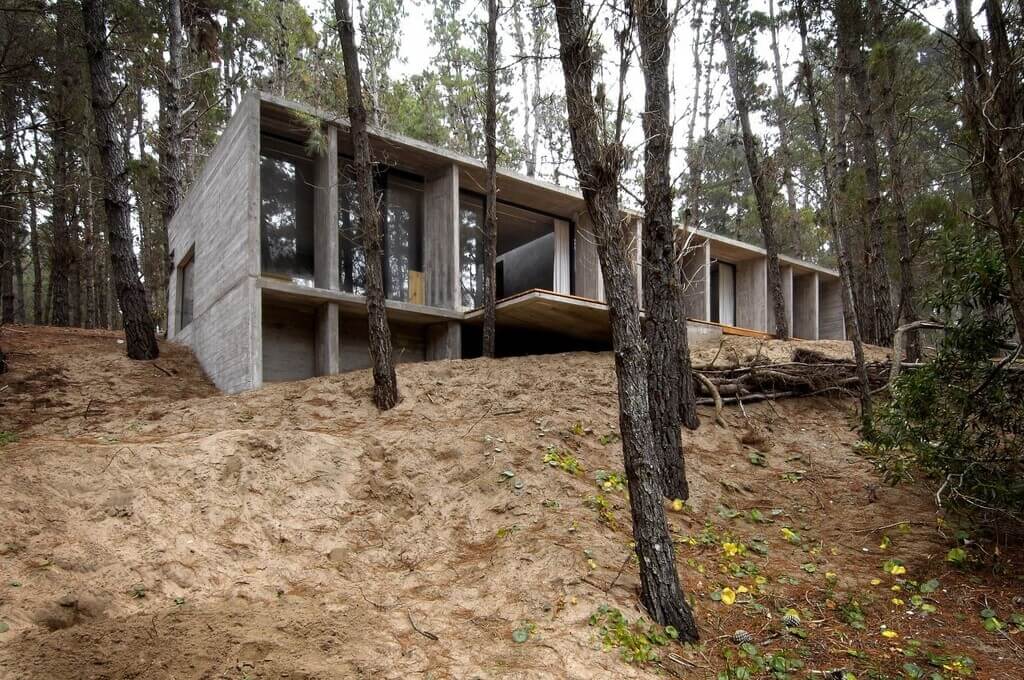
[732,629,753,644]
[782,613,801,627]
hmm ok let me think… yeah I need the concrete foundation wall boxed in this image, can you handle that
[819,277,846,340]
[793,272,819,340]
[339,318,429,371]
[736,259,767,331]
[167,94,260,393]
[262,301,316,383]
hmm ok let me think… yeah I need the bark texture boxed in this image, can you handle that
[553,0,698,640]
[335,0,400,410]
[716,0,788,339]
[955,0,1024,343]
[82,0,160,359]
[637,0,697,503]
[158,0,186,327]
[796,0,872,422]
[482,0,498,358]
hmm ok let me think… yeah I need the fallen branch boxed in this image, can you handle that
[695,372,726,427]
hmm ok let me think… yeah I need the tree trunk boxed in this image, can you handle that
[82,0,160,359]
[158,0,185,329]
[553,0,698,640]
[83,164,96,329]
[335,0,400,410]
[27,123,43,324]
[796,0,872,423]
[527,2,545,178]
[49,33,73,327]
[846,0,893,346]
[482,0,498,357]
[637,0,697,503]
[871,2,919,360]
[0,88,17,324]
[512,1,532,175]
[767,0,801,256]
[717,0,788,339]
[955,0,1024,343]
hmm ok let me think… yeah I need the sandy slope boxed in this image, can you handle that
[0,326,1020,679]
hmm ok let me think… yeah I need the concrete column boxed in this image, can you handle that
[424,165,459,309]
[736,258,768,331]
[315,302,340,376]
[426,321,462,361]
[314,125,339,290]
[818,276,846,340]
[553,219,571,294]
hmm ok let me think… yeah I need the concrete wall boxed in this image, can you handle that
[819,276,846,340]
[499,233,554,297]
[167,94,261,393]
[262,301,316,382]
[339,317,428,370]
[736,258,767,331]
[793,272,819,340]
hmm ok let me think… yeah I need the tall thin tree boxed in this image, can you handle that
[795,0,872,421]
[554,0,698,638]
[335,0,400,409]
[158,0,186,327]
[716,0,788,339]
[81,0,160,359]
[482,0,498,357]
[636,0,697,502]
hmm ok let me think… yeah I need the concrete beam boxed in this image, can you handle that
[736,258,768,331]
[681,238,709,320]
[819,276,845,339]
[573,212,602,300]
[793,272,819,340]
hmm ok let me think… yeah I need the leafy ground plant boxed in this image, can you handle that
[589,605,679,664]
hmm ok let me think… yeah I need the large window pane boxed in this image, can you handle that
[384,175,423,301]
[459,192,484,308]
[338,170,367,295]
[496,202,554,297]
[260,150,314,284]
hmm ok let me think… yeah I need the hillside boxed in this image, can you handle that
[0,325,1021,679]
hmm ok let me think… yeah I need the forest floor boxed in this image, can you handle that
[0,325,1022,679]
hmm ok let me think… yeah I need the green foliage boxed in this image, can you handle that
[0,432,18,446]
[870,226,1024,528]
[594,469,626,492]
[588,605,678,664]
[718,641,806,680]
[543,447,583,475]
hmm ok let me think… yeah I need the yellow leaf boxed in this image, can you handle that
[721,587,736,605]
[881,629,899,639]
[891,598,904,606]
[671,499,685,512]
[890,565,906,576]
[736,585,749,593]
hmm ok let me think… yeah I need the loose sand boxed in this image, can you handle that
[0,326,1019,679]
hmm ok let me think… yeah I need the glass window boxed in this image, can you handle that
[384,174,423,302]
[260,149,314,284]
[338,170,367,295]
[459,192,484,308]
[178,249,195,330]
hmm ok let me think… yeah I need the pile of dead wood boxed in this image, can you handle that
[693,347,891,415]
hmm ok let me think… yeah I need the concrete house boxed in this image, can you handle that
[166,92,845,394]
